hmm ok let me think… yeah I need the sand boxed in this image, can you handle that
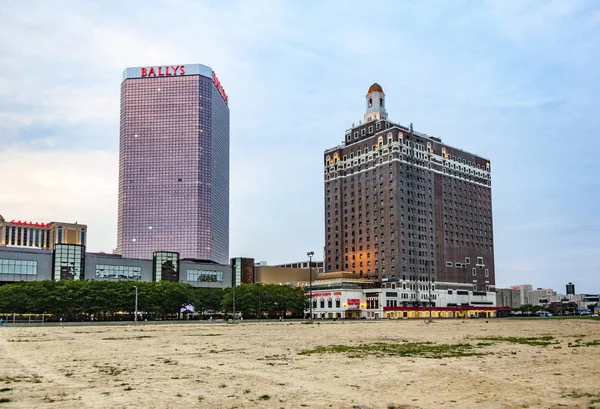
[0,319,599,409]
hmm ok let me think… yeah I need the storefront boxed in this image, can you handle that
[308,290,365,319]
[383,306,510,319]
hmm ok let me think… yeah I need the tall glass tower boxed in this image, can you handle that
[116,63,229,264]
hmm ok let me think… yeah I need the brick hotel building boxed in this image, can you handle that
[116,64,230,264]
[324,84,495,296]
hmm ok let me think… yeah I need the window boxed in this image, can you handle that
[477,257,484,265]
[446,262,453,267]
[187,269,223,283]
[472,268,476,276]
[96,264,141,280]
[0,259,37,275]
[465,257,470,265]
[53,244,84,281]
[485,268,489,277]
[153,251,179,282]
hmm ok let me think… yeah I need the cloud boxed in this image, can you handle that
[0,148,118,253]
[0,0,599,293]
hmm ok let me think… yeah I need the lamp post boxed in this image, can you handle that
[427,260,433,323]
[307,251,314,322]
[258,285,262,321]
[232,285,236,321]
[133,285,138,323]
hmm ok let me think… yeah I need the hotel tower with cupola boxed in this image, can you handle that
[324,84,495,295]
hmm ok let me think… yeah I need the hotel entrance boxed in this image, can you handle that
[345,310,360,319]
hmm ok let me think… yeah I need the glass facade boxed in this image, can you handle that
[52,244,85,281]
[0,259,37,275]
[153,251,179,282]
[95,264,141,280]
[186,269,223,283]
[117,66,230,263]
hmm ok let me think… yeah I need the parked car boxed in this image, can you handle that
[536,311,553,317]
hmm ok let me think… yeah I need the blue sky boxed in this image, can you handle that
[0,0,599,293]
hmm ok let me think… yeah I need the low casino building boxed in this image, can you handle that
[0,245,231,288]
[0,214,230,288]
[303,272,504,319]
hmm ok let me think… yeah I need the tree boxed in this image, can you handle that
[0,280,199,320]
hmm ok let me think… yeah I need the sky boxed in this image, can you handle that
[0,0,599,293]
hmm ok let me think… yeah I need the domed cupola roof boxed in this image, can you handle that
[367,83,384,94]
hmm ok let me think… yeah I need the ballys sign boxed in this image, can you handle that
[140,65,229,105]
[141,65,185,77]
[212,71,228,105]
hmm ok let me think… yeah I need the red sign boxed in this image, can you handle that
[10,220,48,227]
[212,71,229,105]
[334,292,342,296]
[347,299,360,305]
[309,292,334,297]
[141,65,185,77]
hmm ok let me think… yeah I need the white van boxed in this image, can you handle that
[537,311,553,317]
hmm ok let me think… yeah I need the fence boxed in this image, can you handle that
[0,313,48,325]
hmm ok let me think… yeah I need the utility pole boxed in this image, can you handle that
[133,286,138,323]
[307,251,314,322]
[232,286,236,321]
[427,260,433,323]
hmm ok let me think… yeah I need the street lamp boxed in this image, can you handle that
[427,260,433,323]
[133,285,138,323]
[232,286,236,321]
[307,251,314,322]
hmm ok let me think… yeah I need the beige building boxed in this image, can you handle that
[0,214,87,249]
[496,288,522,309]
[255,265,314,286]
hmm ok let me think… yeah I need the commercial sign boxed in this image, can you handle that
[310,292,343,297]
[212,71,228,105]
[123,63,229,105]
[347,298,361,310]
[141,65,185,77]
[10,220,48,227]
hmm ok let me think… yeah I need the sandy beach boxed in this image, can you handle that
[0,319,599,408]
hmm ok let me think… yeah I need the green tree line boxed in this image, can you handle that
[0,281,307,319]
[222,283,307,318]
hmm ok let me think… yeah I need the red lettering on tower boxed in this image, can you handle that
[141,68,148,77]
[212,71,229,105]
[148,67,156,77]
[180,65,185,75]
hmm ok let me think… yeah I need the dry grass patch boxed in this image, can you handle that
[475,336,557,346]
[299,342,483,359]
